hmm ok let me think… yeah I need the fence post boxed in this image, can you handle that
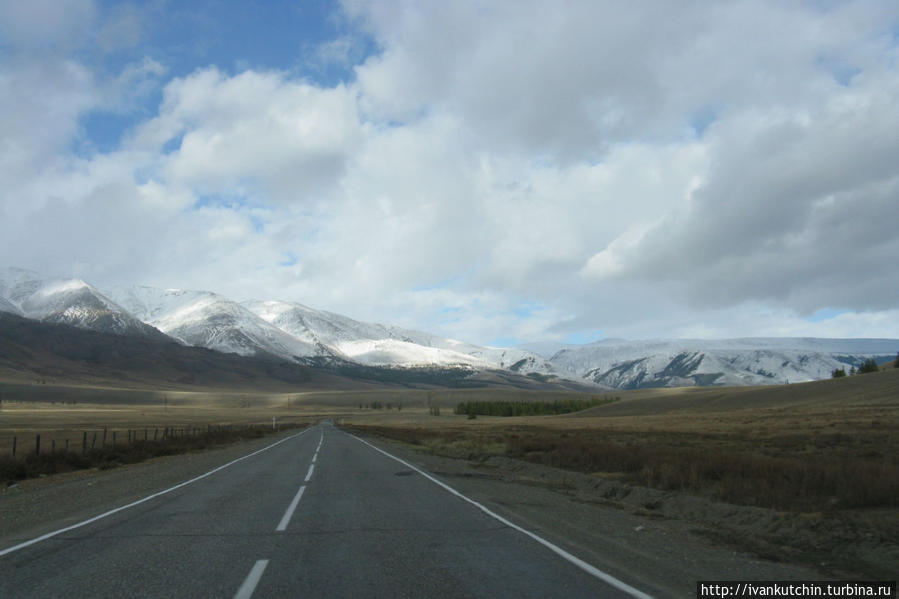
[112,431,116,446]
[82,431,87,455]
[91,432,97,449]
[12,436,16,457]
[66,439,69,452]
[102,427,107,448]
[35,433,40,455]
[51,439,56,453]
[154,428,158,441]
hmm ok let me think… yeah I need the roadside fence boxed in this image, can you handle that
[3,423,292,458]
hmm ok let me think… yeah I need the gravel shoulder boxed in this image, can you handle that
[350,432,898,594]
[0,428,306,549]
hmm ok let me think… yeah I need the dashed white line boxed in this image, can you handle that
[233,559,269,599]
[276,485,306,532]
[347,432,654,599]
[0,428,311,558]
[276,432,320,531]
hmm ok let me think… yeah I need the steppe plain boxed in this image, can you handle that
[2,366,897,585]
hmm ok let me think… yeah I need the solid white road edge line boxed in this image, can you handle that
[348,432,654,599]
[0,428,312,557]
[276,485,306,532]
[233,559,269,599]
[304,463,315,482]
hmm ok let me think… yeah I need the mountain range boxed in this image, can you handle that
[1,267,896,390]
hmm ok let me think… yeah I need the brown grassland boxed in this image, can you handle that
[337,367,899,513]
[1,366,898,576]
[2,367,897,513]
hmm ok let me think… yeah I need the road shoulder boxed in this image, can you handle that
[0,428,304,550]
[345,430,839,597]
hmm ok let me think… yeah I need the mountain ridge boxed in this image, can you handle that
[2,267,896,390]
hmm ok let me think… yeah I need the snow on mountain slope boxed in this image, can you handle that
[547,338,899,389]
[244,299,556,370]
[336,339,477,366]
[0,296,20,315]
[5,267,895,389]
[106,287,318,360]
[0,267,166,339]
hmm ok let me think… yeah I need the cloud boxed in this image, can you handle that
[0,0,97,52]
[585,69,899,314]
[2,0,898,345]
[129,68,363,205]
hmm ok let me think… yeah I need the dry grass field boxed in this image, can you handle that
[2,368,897,576]
[0,381,599,455]
[0,387,321,457]
[339,368,899,512]
[3,368,897,512]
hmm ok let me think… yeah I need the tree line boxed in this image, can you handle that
[832,354,897,378]
[454,396,617,417]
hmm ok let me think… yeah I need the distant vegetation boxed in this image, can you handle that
[454,396,617,417]
[833,358,882,378]
[858,358,879,374]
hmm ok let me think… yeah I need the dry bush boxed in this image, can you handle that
[505,433,899,511]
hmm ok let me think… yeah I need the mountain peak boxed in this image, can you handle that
[3,266,897,390]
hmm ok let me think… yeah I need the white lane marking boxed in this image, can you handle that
[234,559,269,599]
[348,433,654,599]
[276,485,306,532]
[304,463,315,482]
[0,428,312,558]
[311,453,317,463]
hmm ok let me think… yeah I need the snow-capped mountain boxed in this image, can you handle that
[243,299,557,371]
[0,267,166,340]
[105,287,318,360]
[2,267,896,389]
[537,338,899,389]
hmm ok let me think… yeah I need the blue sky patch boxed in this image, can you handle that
[806,308,849,322]
[689,106,718,138]
[279,251,298,267]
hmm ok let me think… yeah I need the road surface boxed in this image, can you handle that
[0,423,651,598]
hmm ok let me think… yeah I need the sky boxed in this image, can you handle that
[1,0,898,347]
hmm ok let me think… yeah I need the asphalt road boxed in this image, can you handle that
[0,423,651,598]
